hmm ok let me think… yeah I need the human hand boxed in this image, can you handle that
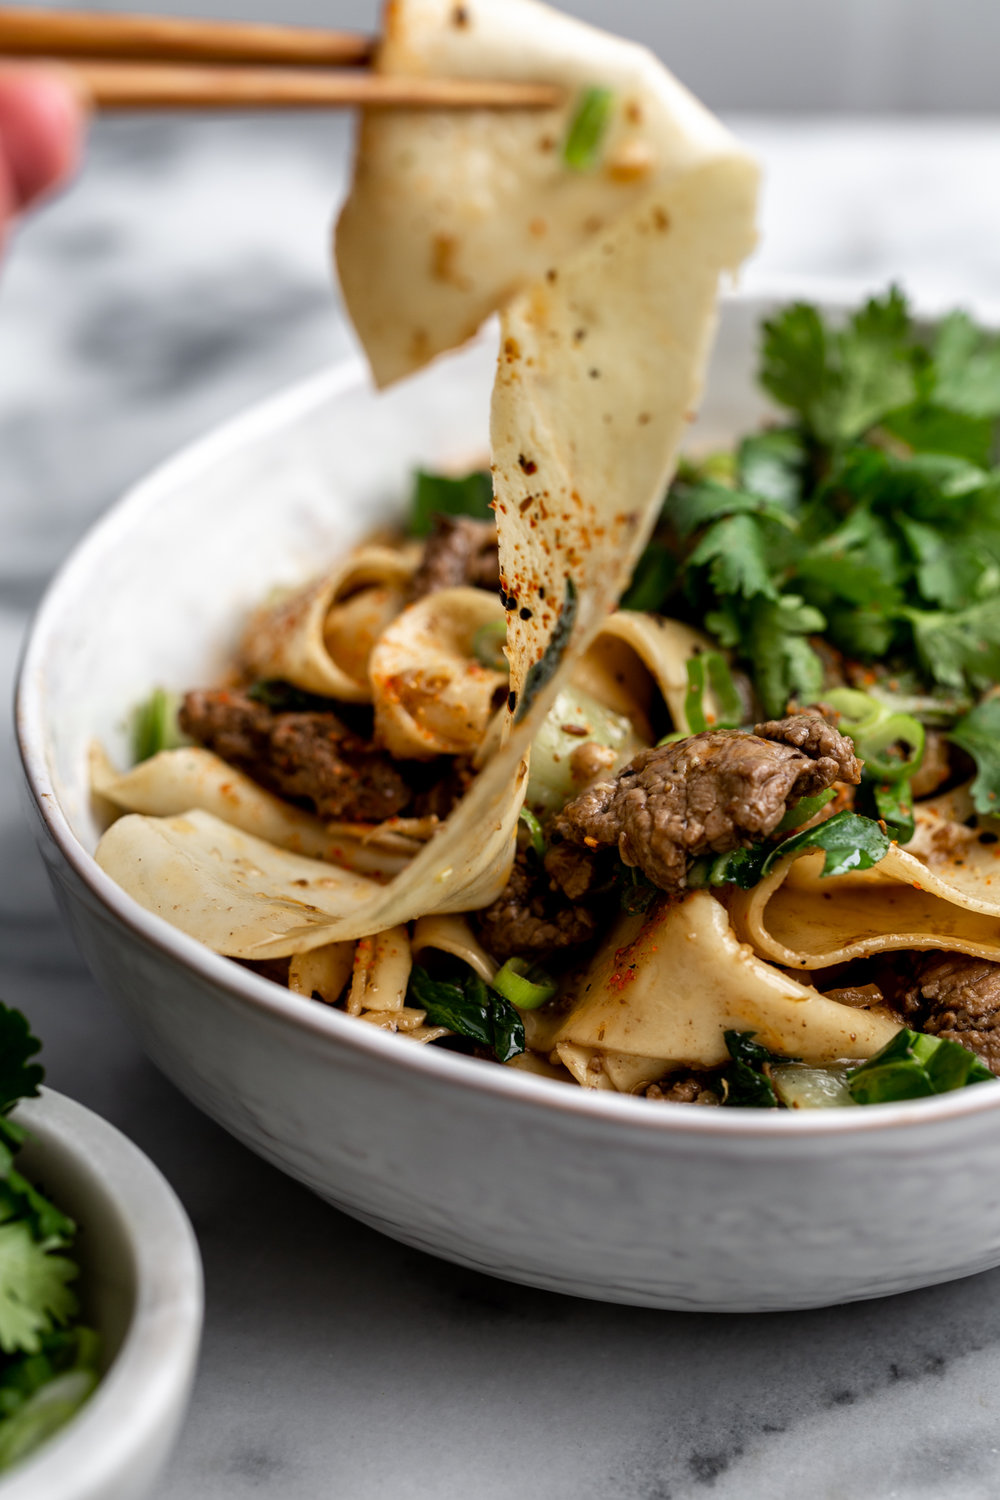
[0,68,86,242]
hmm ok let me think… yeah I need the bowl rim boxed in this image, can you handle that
[16,275,1000,1143]
[0,1088,202,1499]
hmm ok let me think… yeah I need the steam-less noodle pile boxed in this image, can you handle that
[94,0,1000,1106]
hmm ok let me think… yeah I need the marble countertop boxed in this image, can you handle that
[3,114,1000,1500]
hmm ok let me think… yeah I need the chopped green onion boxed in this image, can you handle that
[518,807,546,859]
[771,787,836,835]
[854,711,925,783]
[563,86,615,172]
[526,683,635,812]
[682,651,743,735]
[824,688,884,731]
[132,688,188,764]
[472,619,508,672]
[491,958,558,1010]
[847,1028,994,1104]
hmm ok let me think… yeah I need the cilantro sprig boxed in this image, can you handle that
[624,289,1000,719]
[0,1002,100,1471]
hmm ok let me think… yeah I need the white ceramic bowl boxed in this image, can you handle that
[17,286,1000,1313]
[0,1090,202,1500]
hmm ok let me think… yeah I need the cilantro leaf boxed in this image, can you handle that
[932,311,1000,421]
[881,402,995,468]
[737,428,807,508]
[733,595,825,719]
[620,539,677,613]
[761,289,920,447]
[948,696,1000,816]
[672,479,795,538]
[0,1007,43,1118]
[903,596,1000,693]
[0,1223,78,1356]
[761,809,890,878]
[687,513,781,602]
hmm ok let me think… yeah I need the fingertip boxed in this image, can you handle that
[0,68,88,212]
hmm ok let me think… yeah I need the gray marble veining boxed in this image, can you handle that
[3,114,1000,1499]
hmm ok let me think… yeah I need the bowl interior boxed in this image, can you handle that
[25,294,772,859]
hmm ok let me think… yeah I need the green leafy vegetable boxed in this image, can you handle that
[0,1009,42,1121]
[563,86,615,171]
[847,1028,994,1104]
[0,1225,78,1358]
[0,1003,100,1468]
[759,809,890,879]
[408,966,525,1063]
[760,288,920,448]
[871,779,916,844]
[131,687,188,764]
[409,468,493,538]
[948,696,1000,816]
[620,539,677,613]
[770,787,836,835]
[719,1032,782,1108]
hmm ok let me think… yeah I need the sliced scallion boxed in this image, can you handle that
[518,807,546,859]
[563,86,615,172]
[491,957,557,1010]
[132,687,188,764]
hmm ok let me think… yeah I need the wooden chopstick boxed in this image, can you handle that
[0,6,375,67]
[53,61,562,113]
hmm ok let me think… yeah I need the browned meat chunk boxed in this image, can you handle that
[754,713,862,785]
[646,1075,720,1105]
[180,689,411,822]
[474,849,598,958]
[411,514,499,598]
[552,716,861,895]
[897,952,1000,1075]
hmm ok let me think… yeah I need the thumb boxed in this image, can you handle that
[0,67,87,214]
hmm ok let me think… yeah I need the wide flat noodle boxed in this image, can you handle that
[241,544,415,703]
[554,891,899,1079]
[730,792,1000,970]
[91,744,420,880]
[369,586,507,757]
[98,0,756,955]
[589,613,725,734]
[96,810,380,958]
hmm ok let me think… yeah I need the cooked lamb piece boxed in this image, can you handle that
[473,848,599,958]
[180,688,412,822]
[410,514,500,598]
[645,1075,720,1105]
[551,715,861,896]
[754,713,862,785]
[897,952,1000,1075]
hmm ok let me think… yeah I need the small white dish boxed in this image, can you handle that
[0,1090,202,1500]
[16,283,1000,1313]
